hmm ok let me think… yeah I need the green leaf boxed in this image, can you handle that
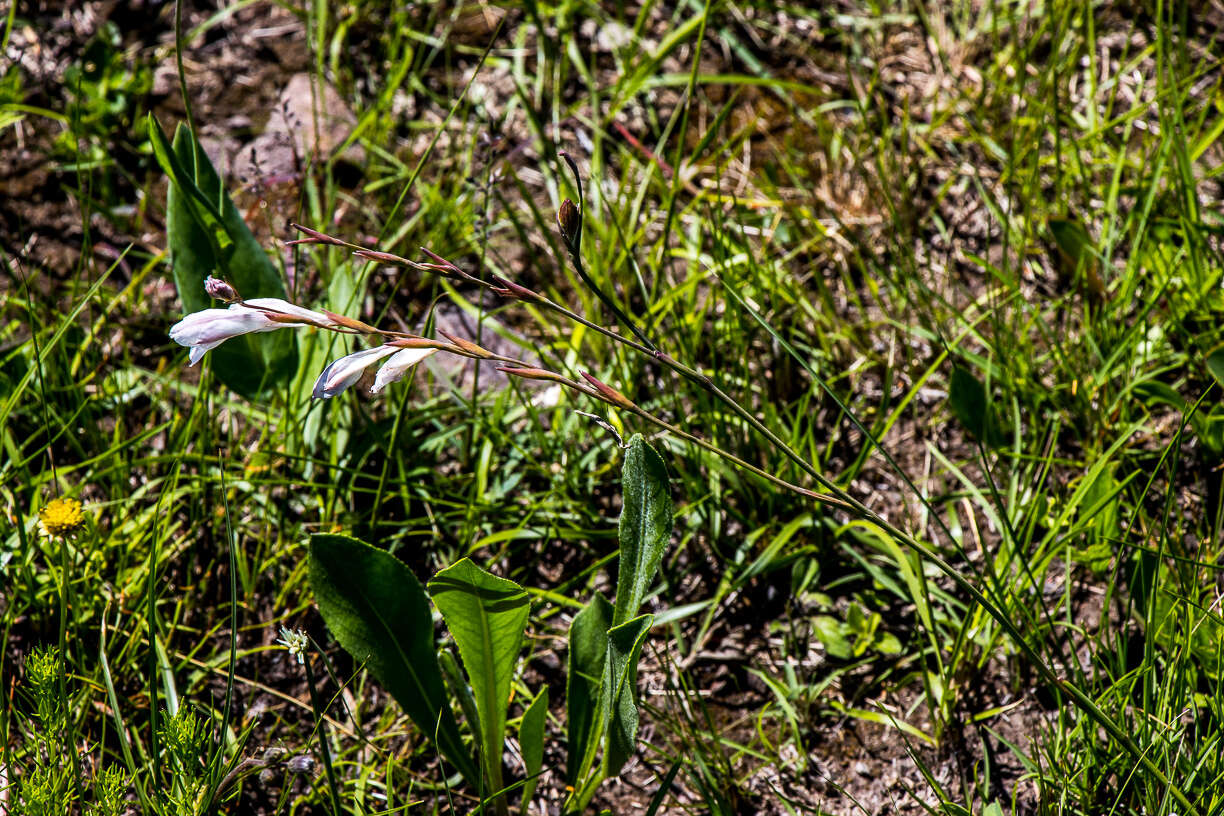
[308,534,477,785]
[1207,345,1224,390]
[1049,216,1094,269]
[519,687,548,812]
[1133,379,1188,412]
[601,613,653,776]
[152,115,298,399]
[948,366,1002,447]
[614,435,673,626]
[812,615,852,660]
[429,559,530,796]
[439,648,481,742]
[566,592,613,785]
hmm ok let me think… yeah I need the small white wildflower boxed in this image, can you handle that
[276,627,309,665]
[370,346,437,394]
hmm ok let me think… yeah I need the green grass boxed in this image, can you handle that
[4,0,1224,813]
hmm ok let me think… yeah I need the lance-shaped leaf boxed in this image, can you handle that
[151,115,298,399]
[566,593,613,784]
[614,435,673,626]
[601,614,654,776]
[308,534,477,785]
[519,687,548,812]
[429,559,530,796]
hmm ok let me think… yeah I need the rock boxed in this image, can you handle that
[233,73,364,184]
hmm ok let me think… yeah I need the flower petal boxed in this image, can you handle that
[242,298,334,327]
[370,347,438,394]
[169,307,280,365]
[312,345,400,399]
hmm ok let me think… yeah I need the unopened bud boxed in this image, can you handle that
[323,310,379,334]
[204,276,239,302]
[262,747,288,764]
[580,371,636,409]
[490,275,543,302]
[499,366,573,386]
[354,248,409,267]
[286,754,316,775]
[437,330,497,359]
[287,223,348,247]
[388,336,448,351]
[419,247,463,274]
[557,199,581,249]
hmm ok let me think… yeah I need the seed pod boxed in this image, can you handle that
[557,198,581,250]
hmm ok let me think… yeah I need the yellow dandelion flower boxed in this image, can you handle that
[38,497,86,538]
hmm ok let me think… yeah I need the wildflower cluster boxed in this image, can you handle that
[167,255,644,419]
[169,275,521,399]
[166,202,837,506]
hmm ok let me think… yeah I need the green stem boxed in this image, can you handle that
[57,535,85,806]
[304,655,344,815]
[621,404,847,509]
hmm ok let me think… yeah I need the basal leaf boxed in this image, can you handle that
[566,592,613,784]
[152,115,298,399]
[601,613,653,776]
[614,435,673,627]
[519,687,548,812]
[1207,345,1224,390]
[308,534,477,785]
[429,559,530,796]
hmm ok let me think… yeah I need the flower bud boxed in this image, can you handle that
[557,198,581,249]
[324,310,379,334]
[499,366,573,386]
[286,223,348,247]
[490,275,543,302]
[580,371,636,409]
[353,248,410,267]
[286,755,316,774]
[204,276,239,302]
[437,330,498,359]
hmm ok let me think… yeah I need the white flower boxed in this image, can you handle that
[371,347,437,394]
[170,306,279,365]
[276,627,309,665]
[169,300,333,365]
[312,345,400,398]
[242,298,333,327]
[313,344,439,399]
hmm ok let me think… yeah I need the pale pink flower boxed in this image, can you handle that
[371,347,438,394]
[242,298,333,327]
[312,345,400,399]
[313,345,439,399]
[169,300,333,365]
